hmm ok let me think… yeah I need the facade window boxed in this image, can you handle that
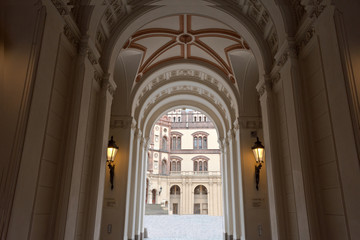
[194,116,196,122]
[194,185,207,195]
[199,116,202,122]
[162,137,167,151]
[177,137,181,149]
[192,132,209,149]
[178,116,181,122]
[170,185,180,195]
[204,116,207,122]
[173,117,176,122]
[170,159,181,171]
[161,160,167,175]
[171,134,182,150]
[193,159,208,172]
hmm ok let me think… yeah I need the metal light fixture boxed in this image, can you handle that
[159,186,162,195]
[252,137,265,190]
[107,136,118,190]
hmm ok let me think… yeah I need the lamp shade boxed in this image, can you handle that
[107,136,119,162]
[252,137,265,164]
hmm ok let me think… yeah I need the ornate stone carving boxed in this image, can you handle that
[309,0,326,18]
[63,24,79,48]
[277,51,289,67]
[87,49,98,65]
[51,0,69,15]
[94,71,103,86]
[297,27,315,51]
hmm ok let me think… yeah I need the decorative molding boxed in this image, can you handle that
[101,75,116,96]
[51,0,69,16]
[276,51,289,67]
[63,24,79,48]
[94,71,103,86]
[135,69,236,118]
[87,49,98,65]
[309,0,326,18]
[256,76,273,97]
[297,26,315,52]
[110,116,133,129]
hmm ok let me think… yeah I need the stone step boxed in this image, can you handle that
[145,204,168,215]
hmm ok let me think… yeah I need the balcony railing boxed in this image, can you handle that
[169,171,221,176]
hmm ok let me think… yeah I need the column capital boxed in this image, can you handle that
[256,74,273,97]
[101,73,117,96]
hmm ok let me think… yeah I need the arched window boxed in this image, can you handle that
[194,185,207,195]
[162,137,167,151]
[177,137,181,149]
[172,136,176,150]
[194,116,197,122]
[193,157,209,172]
[171,161,176,171]
[199,116,202,122]
[177,161,181,171]
[192,132,209,149]
[173,117,176,122]
[204,116,207,122]
[161,160,167,175]
[170,185,180,195]
[178,116,181,122]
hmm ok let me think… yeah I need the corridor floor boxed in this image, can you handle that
[143,215,224,240]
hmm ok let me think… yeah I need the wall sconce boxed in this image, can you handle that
[159,186,162,195]
[107,136,118,190]
[252,137,265,191]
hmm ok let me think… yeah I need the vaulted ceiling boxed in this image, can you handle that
[122,14,250,83]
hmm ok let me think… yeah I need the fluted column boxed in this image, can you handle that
[87,74,116,240]
[126,127,142,240]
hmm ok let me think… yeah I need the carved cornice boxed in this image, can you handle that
[256,77,273,97]
[110,116,133,129]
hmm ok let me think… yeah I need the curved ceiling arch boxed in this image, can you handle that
[140,94,228,140]
[102,3,274,77]
[131,66,240,124]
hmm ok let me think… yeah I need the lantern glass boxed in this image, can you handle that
[107,136,119,162]
[252,137,265,163]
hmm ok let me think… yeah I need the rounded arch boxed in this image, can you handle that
[170,185,181,195]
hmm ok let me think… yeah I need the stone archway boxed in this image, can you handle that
[115,63,251,240]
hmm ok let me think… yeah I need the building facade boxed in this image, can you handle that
[146,109,222,216]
